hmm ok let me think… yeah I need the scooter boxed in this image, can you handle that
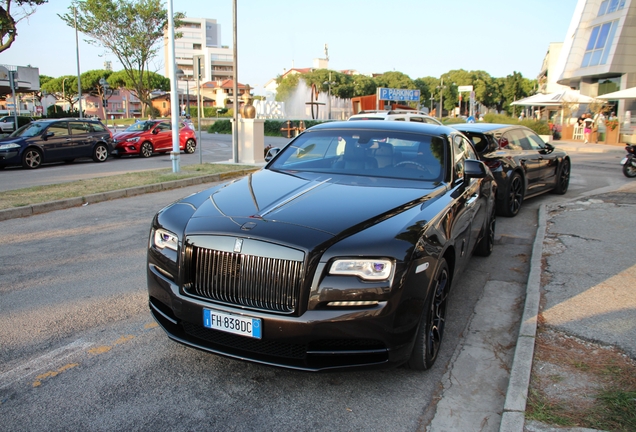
[621,144,636,178]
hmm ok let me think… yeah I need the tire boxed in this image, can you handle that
[474,208,496,257]
[552,159,570,194]
[184,139,196,154]
[92,143,109,162]
[407,258,450,371]
[140,142,153,158]
[22,148,42,169]
[623,157,636,178]
[498,172,523,217]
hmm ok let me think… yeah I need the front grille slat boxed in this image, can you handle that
[184,242,303,314]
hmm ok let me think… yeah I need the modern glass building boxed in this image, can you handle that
[555,0,636,122]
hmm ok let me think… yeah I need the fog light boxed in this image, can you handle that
[327,301,379,307]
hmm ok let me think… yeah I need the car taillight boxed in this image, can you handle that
[485,160,502,170]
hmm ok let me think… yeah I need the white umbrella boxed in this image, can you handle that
[511,89,595,106]
[596,86,636,99]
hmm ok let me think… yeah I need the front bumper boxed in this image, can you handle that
[147,263,418,371]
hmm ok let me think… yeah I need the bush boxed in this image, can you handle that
[482,113,551,135]
[208,119,327,136]
[442,117,467,125]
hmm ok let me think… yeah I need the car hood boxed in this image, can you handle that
[113,131,144,141]
[0,136,25,145]
[182,169,445,245]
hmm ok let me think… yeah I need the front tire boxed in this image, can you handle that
[408,258,450,371]
[140,142,153,158]
[623,157,636,178]
[498,172,523,217]
[92,143,109,162]
[22,148,42,169]
[184,139,196,154]
[552,159,570,194]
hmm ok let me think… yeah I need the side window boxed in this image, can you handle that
[410,116,424,123]
[513,129,534,150]
[453,135,467,178]
[500,131,522,150]
[48,122,70,137]
[70,122,90,134]
[524,130,546,150]
[91,122,107,133]
[157,122,171,132]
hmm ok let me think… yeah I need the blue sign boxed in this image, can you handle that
[378,88,421,102]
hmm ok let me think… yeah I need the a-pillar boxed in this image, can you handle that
[235,118,265,164]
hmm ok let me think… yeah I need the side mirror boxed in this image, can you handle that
[464,159,488,179]
[43,131,54,140]
[541,143,555,154]
[265,147,280,162]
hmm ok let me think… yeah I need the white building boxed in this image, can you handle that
[555,0,636,118]
[163,17,234,94]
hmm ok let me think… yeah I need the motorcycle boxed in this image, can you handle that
[622,144,636,178]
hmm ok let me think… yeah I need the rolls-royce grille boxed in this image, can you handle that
[184,245,304,313]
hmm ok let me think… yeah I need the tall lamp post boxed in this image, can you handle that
[429,95,435,114]
[99,77,112,127]
[436,79,447,120]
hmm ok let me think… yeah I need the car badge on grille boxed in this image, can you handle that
[233,238,244,253]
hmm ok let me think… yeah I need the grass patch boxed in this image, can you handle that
[0,163,256,210]
[526,328,636,431]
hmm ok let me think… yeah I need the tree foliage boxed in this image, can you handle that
[59,0,183,116]
[0,0,46,53]
[41,75,79,109]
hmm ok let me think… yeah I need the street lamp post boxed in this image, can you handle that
[429,96,435,114]
[436,78,447,120]
[99,77,112,127]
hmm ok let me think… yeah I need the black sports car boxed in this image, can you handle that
[451,123,570,217]
[147,121,497,371]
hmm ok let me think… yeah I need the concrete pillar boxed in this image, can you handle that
[237,118,265,164]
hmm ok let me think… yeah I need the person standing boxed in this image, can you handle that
[583,113,594,143]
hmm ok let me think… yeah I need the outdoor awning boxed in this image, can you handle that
[511,90,595,106]
[596,86,636,99]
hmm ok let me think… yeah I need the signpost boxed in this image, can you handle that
[376,88,421,110]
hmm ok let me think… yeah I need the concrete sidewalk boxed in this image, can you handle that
[499,181,636,432]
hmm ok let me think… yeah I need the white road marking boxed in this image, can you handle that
[0,339,93,389]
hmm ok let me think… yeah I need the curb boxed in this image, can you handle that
[0,169,259,222]
[499,204,547,432]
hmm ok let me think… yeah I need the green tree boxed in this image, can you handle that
[59,0,183,116]
[351,74,377,97]
[414,77,438,109]
[275,73,300,103]
[501,71,535,115]
[0,0,46,53]
[41,75,79,110]
[80,69,113,119]
[108,69,169,97]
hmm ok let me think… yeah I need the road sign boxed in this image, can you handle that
[193,55,205,80]
[378,88,420,102]
[458,85,473,92]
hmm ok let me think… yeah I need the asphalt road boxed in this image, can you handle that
[0,143,630,431]
[0,132,291,192]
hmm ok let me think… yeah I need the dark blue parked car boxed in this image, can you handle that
[0,118,113,169]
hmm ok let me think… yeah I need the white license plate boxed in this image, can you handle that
[203,308,262,339]
[621,157,627,165]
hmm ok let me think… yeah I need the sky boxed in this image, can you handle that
[1,0,579,95]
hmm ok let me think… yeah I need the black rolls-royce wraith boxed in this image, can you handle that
[147,120,497,371]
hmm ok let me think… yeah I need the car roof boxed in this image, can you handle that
[451,123,528,134]
[307,120,453,134]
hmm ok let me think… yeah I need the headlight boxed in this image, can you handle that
[126,137,140,143]
[154,228,178,251]
[0,143,21,150]
[329,259,393,281]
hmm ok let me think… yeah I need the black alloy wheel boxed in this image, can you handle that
[408,258,450,371]
[185,139,196,154]
[499,172,524,217]
[474,208,496,257]
[623,157,636,178]
[22,148,42,169]
[92,144,109,162]
[140,142,153,158]
[552,159,570,194]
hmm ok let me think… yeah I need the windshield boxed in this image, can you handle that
[13,122,46,138]
[125,121,155,132]
[269,129,447,182]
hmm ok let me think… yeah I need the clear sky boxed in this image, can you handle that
[2,0,579,95]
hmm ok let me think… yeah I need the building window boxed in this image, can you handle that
[193,43,202,50]
[581,20,618,67]
[598,0,625,16]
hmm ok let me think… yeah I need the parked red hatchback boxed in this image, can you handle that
[111,120,196,158]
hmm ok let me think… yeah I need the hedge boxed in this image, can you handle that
[208,119,328,136]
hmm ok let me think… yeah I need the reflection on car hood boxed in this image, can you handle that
[113,131,143,140]
[185,169,443,237]
[0,136,24,145]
